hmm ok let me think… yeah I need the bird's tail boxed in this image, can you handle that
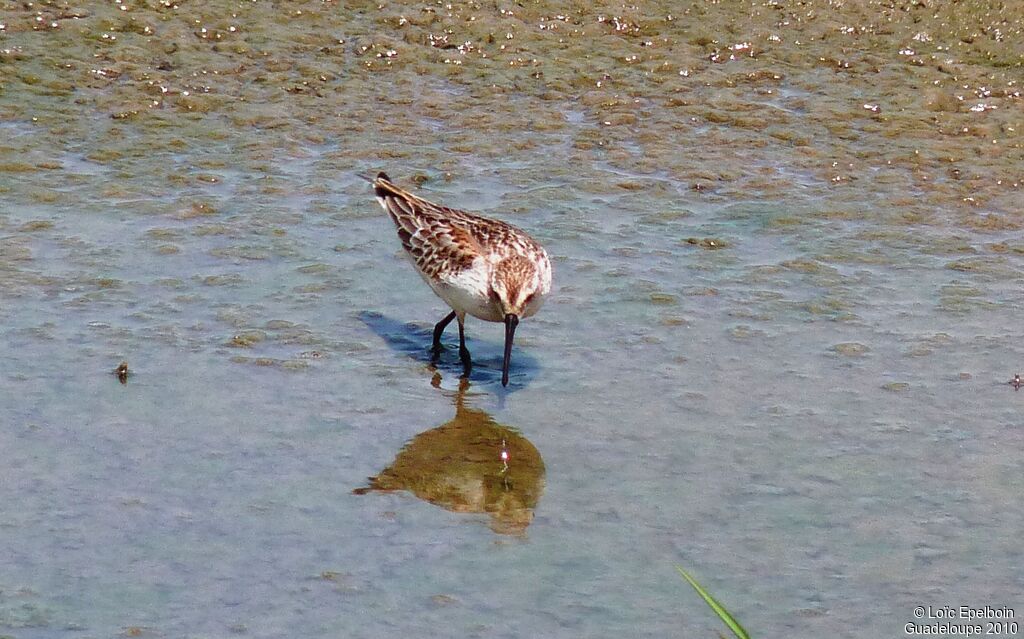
[362,172,423,246]
[363,171,424,217]
[357,171,402,199]
[356,171,390,183]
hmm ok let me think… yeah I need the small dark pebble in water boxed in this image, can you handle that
[684,237,729,250]
[1010,374,1021,391]
[115,360,129,384]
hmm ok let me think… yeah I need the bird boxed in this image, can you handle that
[364,172,551,386]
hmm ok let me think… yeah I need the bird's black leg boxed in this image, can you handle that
[432,310,458,360]
[457,315,472,375]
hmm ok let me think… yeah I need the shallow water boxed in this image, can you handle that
[2,1,1023,637]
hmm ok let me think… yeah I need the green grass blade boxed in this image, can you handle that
[675,565,751,639]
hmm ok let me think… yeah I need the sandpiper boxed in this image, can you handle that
[365,172,551,386]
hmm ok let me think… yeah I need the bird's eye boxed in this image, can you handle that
[523,293,535,306]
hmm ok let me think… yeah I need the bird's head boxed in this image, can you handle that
[490,255,545,319]
[490,256,547,386]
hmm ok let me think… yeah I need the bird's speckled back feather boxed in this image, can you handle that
[371,172,549,282]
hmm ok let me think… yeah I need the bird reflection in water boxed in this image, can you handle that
[354,375,545,535]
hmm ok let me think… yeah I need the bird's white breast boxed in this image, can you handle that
[419,255,505,322]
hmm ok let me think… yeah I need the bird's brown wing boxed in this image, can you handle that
[374,175,484,278]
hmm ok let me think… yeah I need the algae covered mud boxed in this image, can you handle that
[2,1,1023,637]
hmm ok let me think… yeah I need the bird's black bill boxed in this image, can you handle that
[502,313,519,387]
